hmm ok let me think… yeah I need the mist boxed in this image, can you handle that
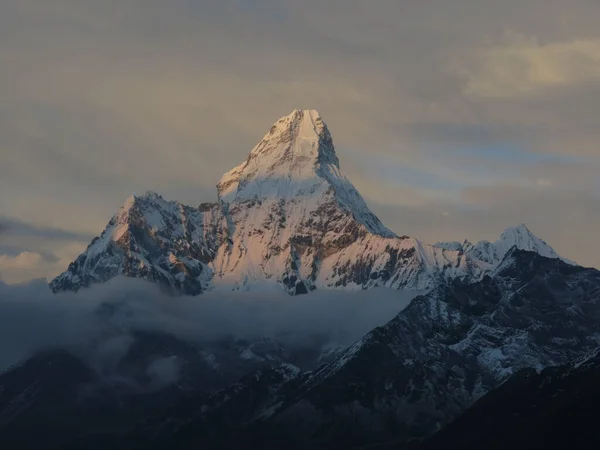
[0,278,421,385]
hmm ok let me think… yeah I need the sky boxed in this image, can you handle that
[1,0,600,283]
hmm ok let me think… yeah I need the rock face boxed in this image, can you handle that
[51,109,573,295]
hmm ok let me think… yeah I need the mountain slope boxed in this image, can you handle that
[51,110,573,295]
[259,249,600,447]
[418,348,600,450]
[128,250,600,450]
[216,109,392,237]
[0,328,320,450]
[51,192,227,294]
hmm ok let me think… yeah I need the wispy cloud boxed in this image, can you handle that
[0,277,418,372]
[0,217,92,283]
[0,216,93,242]
[455,32,600,98]
[0,251,44,270]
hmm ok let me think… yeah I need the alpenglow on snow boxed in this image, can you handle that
[50,109,574,295]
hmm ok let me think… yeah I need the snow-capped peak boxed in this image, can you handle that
[217,109,338,202]
[499,223,533,240]
[215,109,395,237]
[436,224,575,267]
[118,191,168,214]
[496,223,572,263]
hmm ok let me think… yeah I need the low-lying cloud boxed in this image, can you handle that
[0,278,420,378]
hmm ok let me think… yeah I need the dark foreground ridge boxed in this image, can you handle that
[417,348,600,450]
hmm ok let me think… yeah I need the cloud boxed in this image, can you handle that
[0,217,94,284]
[146,356,181,387]
[455,32,600,98]
[0,251,58,284]
[0,251,44,270]
[0,277,419,375]
[0,216,93,242]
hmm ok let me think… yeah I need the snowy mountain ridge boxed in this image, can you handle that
[435,223,575,267]
[51,109,573,295]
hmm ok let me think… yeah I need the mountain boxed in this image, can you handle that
[118,249,600,450]
[417,347,600,450]
[50,193,225,295]
[50,110,573,295]
[435,223,576,267]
